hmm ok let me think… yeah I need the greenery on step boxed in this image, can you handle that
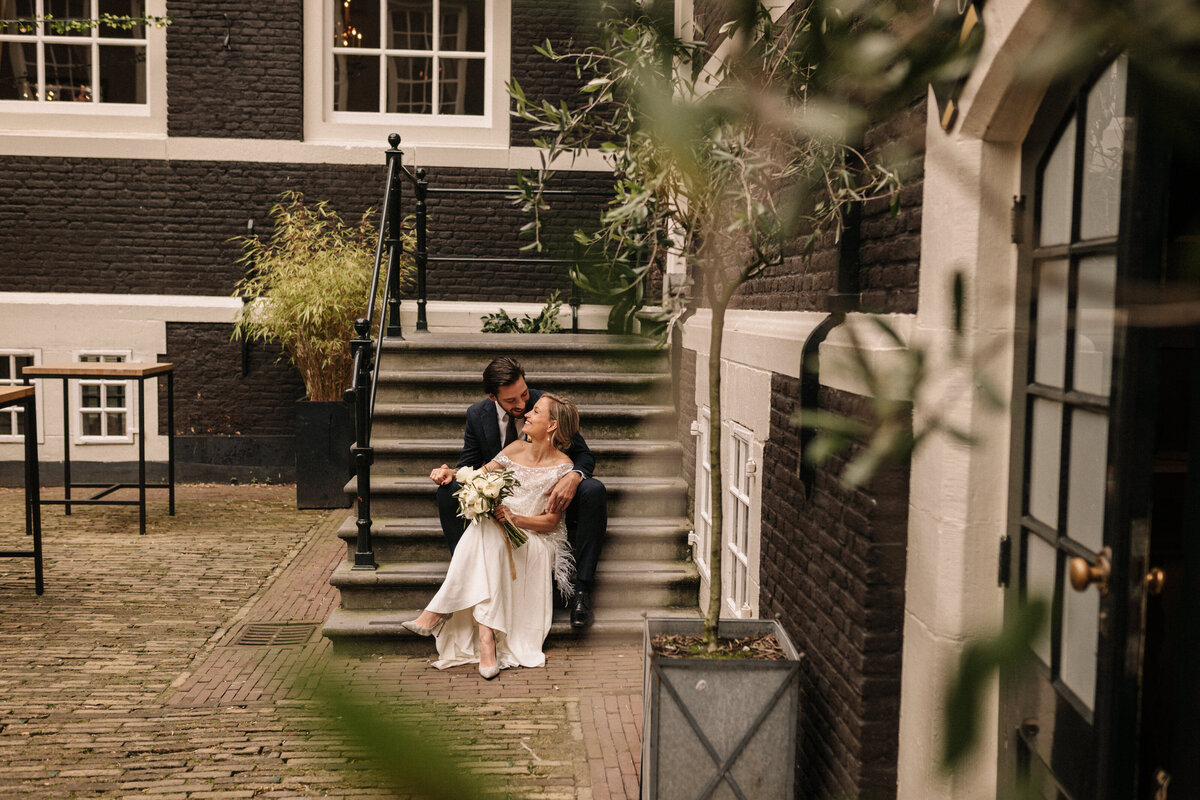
[481,291,563,334]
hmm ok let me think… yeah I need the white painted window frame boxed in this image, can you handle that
[693,406,713,581]
[73,349,133,445]
[304,0,510,147]
[0,348,42,443]
[0,0,166,135]
[724,421,755,619]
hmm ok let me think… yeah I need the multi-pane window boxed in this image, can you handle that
[724,425,754,618]
[0,0,148,105]
[0,352,35,438]
[331,0,486,116]
[1017,56,1128,712]
[78,353,128,439]
[693,408,712,579]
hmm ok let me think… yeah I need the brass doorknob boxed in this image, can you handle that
[1146,568,1166,596]
[1069,548,1111,595]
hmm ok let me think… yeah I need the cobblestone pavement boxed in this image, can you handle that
[0,485,642,799]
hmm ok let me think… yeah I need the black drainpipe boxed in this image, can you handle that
[798,199,862,496]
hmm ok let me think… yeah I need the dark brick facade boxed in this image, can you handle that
[160,323,305,436]
[0,157,612,303]
[760,377,909,799]
[510,0,604,147]
[731,98,927,316]
[168,1,303,140]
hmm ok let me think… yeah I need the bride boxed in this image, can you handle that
[404,393,580,679]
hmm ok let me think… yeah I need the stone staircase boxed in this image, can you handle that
[321,332,700,653]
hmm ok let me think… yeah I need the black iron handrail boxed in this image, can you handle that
[416,183,613,334]
[345,133,419,572]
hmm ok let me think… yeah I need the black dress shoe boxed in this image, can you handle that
[570,590,593,629]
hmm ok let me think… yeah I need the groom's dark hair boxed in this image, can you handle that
[483,357,526,396]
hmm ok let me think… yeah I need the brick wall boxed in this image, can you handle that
[167,0,303,139]
[510,0,603,147]
[730,98,927,315]
[421,168,614,302]
[159,322,305,436]
[760,376,909,799]
[0,157,612,303]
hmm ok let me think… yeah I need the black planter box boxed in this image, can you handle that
[295,400,353,509]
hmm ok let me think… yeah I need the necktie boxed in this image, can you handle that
[505,414,517,447]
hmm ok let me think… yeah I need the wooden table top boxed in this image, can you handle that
[0,385,35,407]
[21,362,174,378]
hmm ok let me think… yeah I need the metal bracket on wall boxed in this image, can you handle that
[186,13,232,50]
[998,534,1012,587]
[1011,195,1026,244]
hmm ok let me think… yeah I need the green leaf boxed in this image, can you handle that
[942,601,1047,770]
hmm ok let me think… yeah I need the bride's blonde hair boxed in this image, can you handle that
[540,393,579,452]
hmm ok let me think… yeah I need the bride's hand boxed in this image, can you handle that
[492,504,512,525]
[430,464,454,485]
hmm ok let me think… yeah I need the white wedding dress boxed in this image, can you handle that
[427,454,574,671]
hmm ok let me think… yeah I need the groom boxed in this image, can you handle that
[431,356,606,628]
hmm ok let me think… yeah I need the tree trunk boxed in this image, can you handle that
[704,298,727,651]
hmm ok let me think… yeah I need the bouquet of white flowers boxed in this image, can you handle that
[453,466,527,547]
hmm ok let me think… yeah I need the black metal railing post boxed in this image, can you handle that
[570,241,583,333]
[348,317,377,571]
[385,134,405,339]
[414,167,429,332]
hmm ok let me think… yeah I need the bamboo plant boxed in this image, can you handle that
[231,192,412,403]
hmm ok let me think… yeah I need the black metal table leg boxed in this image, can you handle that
[167,371,175,516]
[137,378,146,535]
[25,393,43,595]
[61,378,71,515]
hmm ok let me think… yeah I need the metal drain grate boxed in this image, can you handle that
[231,622,320,647]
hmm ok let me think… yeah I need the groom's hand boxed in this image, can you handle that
[545,471,582,514]
[430,464,454,485]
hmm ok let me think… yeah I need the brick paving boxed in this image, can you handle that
[0,485,642,799]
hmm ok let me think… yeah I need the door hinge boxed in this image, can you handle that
[1011,195,1026,244]
[998,534,1012,587]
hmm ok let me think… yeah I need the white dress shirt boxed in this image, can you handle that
[494,400,524,446]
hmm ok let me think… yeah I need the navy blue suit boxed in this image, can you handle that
[436,388,607,591]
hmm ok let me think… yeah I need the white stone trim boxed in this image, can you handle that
[0,131,613,170]
[681,308,826,380]
[896,1,1038,796]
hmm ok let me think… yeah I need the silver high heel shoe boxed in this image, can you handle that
[478,662,500,680]
[400,615,445,637]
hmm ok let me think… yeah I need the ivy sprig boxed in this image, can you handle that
[6,13,171,36]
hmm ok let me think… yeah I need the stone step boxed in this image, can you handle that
[380,332,666,373]
[374,369,672,405]
[330,559,700,612]
[370,403,676,440]
[353,475,689,518]
[338,515,693,563]
[321,605,702,655]
[368,438,684,478]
